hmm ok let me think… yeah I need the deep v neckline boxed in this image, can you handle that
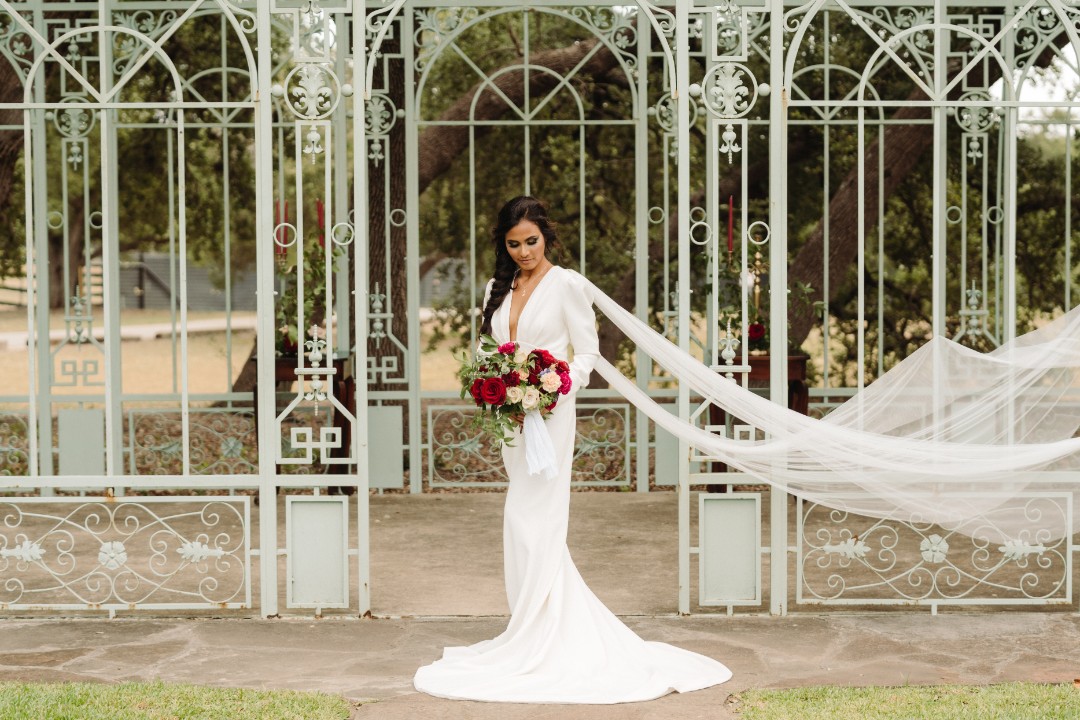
[507,265,558,343]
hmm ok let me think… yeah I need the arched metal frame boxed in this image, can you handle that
[0,0,1076,618]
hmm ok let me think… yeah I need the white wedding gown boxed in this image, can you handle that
[413,266,732,704]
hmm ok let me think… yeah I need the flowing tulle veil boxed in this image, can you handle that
[585,280,1080,542]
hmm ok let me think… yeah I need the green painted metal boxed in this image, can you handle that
[0,0,1076,617]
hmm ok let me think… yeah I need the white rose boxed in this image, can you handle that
[505,386,524,404]
[517,369,529,382]
[514,348,530,365]
[540,371,562,393]
[521,387,540,410]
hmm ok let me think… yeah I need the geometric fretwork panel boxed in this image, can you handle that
[798,495,1072,606]
[0,499,250,610]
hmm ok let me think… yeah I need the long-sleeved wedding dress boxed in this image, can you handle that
[413,266,732,704]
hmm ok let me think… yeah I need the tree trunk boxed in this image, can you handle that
[48,196,86,308]
[786,103,933,344]
[0,58,23,219]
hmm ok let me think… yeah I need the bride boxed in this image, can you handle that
[413,196,733,703]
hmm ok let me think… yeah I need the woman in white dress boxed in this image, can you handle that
[413,196,732,704]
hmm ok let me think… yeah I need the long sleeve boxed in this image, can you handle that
[562,271,600,392]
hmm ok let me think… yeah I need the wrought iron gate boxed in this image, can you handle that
[0,0,1077,617]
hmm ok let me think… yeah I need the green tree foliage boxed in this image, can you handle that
[0,5,1075,391]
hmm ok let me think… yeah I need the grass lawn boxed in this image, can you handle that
[735,682,1080,720]
[0,681,354,720]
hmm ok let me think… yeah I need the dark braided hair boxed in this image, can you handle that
[480,196,560,336]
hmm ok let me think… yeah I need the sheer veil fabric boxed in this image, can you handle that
[413,267,733,704]
[586,282,1080,542]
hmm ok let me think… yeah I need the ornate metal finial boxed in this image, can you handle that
[720,318,740,380]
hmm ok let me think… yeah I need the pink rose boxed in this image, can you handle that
[498,341,516,355]
[558,372,572,395]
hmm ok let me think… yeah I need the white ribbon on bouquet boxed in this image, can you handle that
[523,410,558,480]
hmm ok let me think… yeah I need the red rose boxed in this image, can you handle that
[498,342,516,355]
[528,371,540,386]
[556,360,569,373]
[530,349,556,368]
[558,372,572,395]
[545,400,557,412]
[469,378,484,406]
[747,322,766,342]
[479,377,507,405]
[503,371,521,387]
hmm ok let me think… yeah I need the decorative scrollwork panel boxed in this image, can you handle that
[572,404,630,486]
[0,413,30,477]
[128,410,257,476]
[0,498,250,609]
[799,494,1072,605]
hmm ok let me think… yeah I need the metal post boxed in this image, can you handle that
[635,14,650,494]
[353,0,372,615]
[254,1,280,617]
[99,0,124,484]
[676,0,692,616]
[768,0,788,616]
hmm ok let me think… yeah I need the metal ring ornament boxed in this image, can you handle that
[281,63,341,120]
[647,206,666,225]
[689,218,712,246]
[946,205,963,224]
[985,206,1004,225]
[699,62,758,119]
[364,93,399,136]
[51,101,96,138]
[746,220,770,246]
[648,94,677,132]
[274,222,299,251]
[46,211,65,230]
[330,222,355,247]
[88,211,104,230]
[388,208,407,227]
[954,91,994,133]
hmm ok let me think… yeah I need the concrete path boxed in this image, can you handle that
[0,613,1077,719]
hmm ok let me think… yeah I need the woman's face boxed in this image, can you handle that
[504,219,547,272]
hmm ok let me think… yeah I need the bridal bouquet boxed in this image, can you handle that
[459,335,572,448]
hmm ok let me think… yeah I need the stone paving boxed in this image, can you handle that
[1,492,1078,718]
[0,613,1077,718]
